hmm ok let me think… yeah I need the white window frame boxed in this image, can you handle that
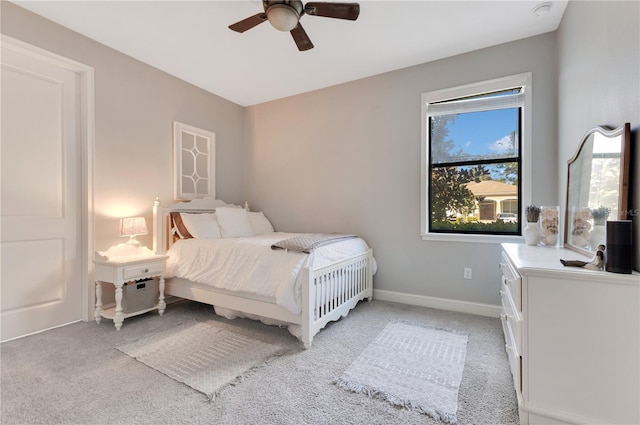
[420,73,532,243]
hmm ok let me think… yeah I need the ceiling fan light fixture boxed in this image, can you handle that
[267,4,299,31]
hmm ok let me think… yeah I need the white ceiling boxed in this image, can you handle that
[13,0,568,106]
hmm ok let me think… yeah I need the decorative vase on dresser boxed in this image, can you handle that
[539,206,559,246]
[499,243,639,425]
[522,222,540,246]
[523,205,541,246]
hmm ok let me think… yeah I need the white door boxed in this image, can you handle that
[1,41,83,341]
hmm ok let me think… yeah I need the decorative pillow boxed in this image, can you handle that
[216,207,254,238]
[179,212,222,239]
[171,212,193,239]
[249,211,274,235]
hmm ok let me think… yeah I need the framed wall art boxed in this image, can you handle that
[173,121,216,200]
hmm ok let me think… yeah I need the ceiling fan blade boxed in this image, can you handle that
[229,13,268,33]
[290,23,314,51]
[304,2,359,20]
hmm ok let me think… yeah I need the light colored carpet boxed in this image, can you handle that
[118,321,287,400]
[335,322,468,424]
[1,300,519,424]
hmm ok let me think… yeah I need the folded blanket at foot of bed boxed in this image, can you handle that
[271,233,357,254]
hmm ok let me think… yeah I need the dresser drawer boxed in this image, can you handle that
[122,262,163,280]
[504,321,522,396]
[500,280,522,356]
[500,251,522,311]
[500,298,522,396]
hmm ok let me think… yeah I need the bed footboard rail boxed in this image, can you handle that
[301,249,373,348]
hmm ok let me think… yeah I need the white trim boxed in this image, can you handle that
[522,401,617,425]
[427,91,525,115]
[0,320,82,344]
[420,72,533,241]
[2,35,96,323]
[424,73,529,103]
[420,232,523,244]
[373,289,501,318]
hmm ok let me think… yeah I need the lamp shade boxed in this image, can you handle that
[120,217,148,237]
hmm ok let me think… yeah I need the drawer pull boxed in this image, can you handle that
[144,268,149,273]
[500,313,513,321]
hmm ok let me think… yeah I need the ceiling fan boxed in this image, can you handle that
[229,1,360,51]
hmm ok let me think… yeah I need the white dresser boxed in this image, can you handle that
[499,243,639,424]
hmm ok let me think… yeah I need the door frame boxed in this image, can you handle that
[2,35,95,323]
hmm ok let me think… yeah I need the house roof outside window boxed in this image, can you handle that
[466,180,517,197]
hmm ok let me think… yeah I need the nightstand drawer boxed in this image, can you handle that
[123,262,162,280]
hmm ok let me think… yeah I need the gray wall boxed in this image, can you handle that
[244,33,559,306]
[557,1,640,270]
[3,1,636,313]
[1,2,246,252]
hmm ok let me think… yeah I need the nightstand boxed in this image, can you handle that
[94,255,167,330]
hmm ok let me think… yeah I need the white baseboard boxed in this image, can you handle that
[373,289,501,318]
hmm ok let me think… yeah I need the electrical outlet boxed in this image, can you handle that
[464,268,472,279]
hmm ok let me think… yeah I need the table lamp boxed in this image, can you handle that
[120,216,148,247]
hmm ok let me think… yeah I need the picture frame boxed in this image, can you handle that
[173,121,216,200]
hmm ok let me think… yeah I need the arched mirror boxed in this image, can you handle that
[565,123,631,255]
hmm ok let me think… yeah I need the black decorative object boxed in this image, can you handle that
[606,220,632,274]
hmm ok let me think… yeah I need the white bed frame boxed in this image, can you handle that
[152,197,374,348]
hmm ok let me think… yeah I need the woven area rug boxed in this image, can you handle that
[118,322,286,400]
[334,321,468,424]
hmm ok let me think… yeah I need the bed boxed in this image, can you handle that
[152,197,375,348]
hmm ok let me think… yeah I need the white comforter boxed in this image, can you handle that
[166,232,375,315]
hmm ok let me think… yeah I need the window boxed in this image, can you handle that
[501,199,518,214]
[421,73,532,241]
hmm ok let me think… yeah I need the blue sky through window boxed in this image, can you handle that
[446,108,518,158]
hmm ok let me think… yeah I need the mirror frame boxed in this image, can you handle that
[564,123,631,255]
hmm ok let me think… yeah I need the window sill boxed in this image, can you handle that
[421,232,523,244]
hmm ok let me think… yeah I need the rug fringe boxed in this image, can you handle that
[333,377,458,424]
[206,347,290,403]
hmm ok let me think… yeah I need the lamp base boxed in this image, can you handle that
[126,236,141,247]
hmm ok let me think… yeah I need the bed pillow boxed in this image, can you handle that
[179,212,222,239]
[249,211,275,235]
[171,212,193,239]
[216,207,254,238]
